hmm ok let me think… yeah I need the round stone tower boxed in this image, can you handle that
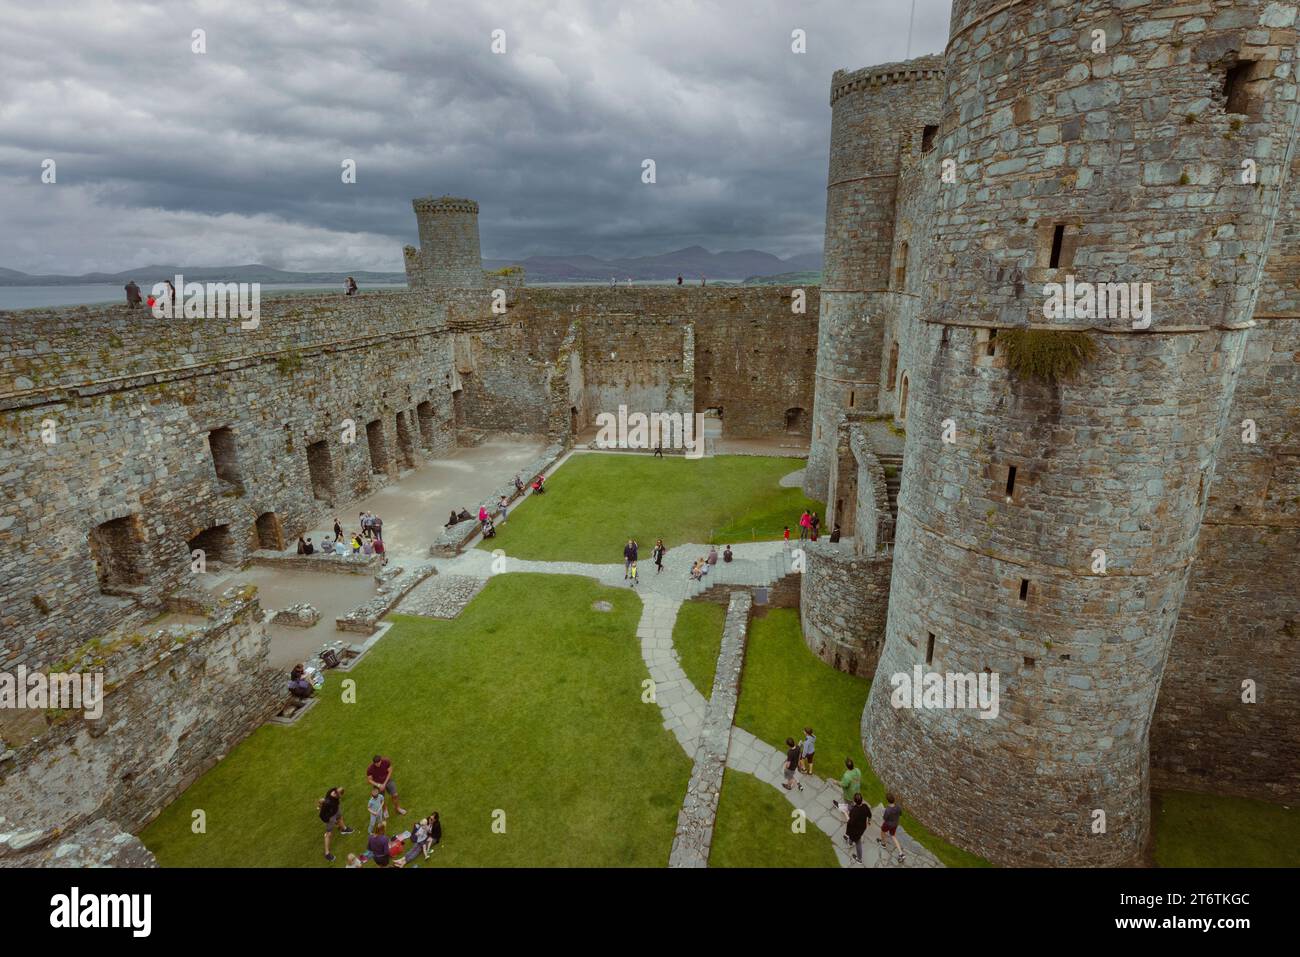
[862,0,1298,866]
[409,195,483,289]
[804,57,945,501]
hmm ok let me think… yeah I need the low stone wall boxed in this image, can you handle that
[337,563,437,634]
[669,591,752,868]
[0,592,282,840]
[249,550,381,574]
[800,540,891,676]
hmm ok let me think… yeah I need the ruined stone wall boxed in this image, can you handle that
[486,286,817,440]
[0,593,281,836]
[805,57,945,498]
[0,292,457,670]
[862,0,1299,867]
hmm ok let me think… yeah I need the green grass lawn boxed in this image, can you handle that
[672,600,727,698]
[709,768,838,868]
[733,608,990,868]
[1152,790,1300,867]
[140,574,691,867]
[482,453,821,563]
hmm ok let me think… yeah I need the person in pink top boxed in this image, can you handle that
[798,510,812,542]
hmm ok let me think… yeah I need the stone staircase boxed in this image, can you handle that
[877,452,903,527]
[685,550,796,601]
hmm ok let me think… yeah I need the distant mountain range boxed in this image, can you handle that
[0,247,822,286]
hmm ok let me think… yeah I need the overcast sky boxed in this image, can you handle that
[0,0,951,274]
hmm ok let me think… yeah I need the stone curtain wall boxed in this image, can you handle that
[495,286,818,439]
[0,594,281,836]
[800,541,892,677]
[862,0,1299,866]
[0,292,457,670]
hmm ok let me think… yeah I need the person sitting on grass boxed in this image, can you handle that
[402,813,442,864]
[368,822,394,867]
[289,663,313,700]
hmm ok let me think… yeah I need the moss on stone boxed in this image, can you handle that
[1001,328,1097,383]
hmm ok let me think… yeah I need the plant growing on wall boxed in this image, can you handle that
[1001,328,1097,383]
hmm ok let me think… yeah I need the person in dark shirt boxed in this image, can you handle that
[845,793,872,864]
[722,545,733,563]
[368,823,392,867]
[624,539,638,579]
[877,793,905,863]
[829,523,841,544]
[124,280,142,308]
[318,786,354,862]
[366,754,407,817]
[782,736,804,792]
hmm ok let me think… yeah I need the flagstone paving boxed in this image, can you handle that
[425,512,941,868]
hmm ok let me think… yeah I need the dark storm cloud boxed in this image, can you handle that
[0,0,952,273]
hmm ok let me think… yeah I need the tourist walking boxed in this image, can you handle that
[845,793,872,864]
[628,560,639,587]
[373,535,386,564]
[833,757,862,818]
[318,786,354,862]
[345,276,358,296]
[653,539,665,574]
[782,737,804,791]
[372,513,383,541]
[624,538,638,578]
[359,512,372,540]
[878,794,905,863]
[783,525,791,546]
[799,510,811,542]
[498,495,509,520]
[366,753,408,818]
[124,280,142,308]
[333,517,344,542]
[810,512,821,541]
[653,441,663,458]
[799,727,816,775]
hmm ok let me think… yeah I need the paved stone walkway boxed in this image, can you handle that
[421,511,941,868]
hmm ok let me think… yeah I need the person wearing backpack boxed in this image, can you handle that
[318,786,354,863]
